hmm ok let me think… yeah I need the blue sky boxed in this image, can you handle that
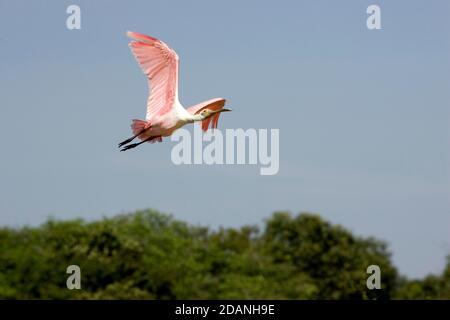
[0,0,449,278]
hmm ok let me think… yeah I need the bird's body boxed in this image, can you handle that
[118,31,231,151]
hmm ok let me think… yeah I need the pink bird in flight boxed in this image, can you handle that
[118,31,232,151]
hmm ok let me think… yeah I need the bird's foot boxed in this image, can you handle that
[118,137,135,148]
[120,143,139,152]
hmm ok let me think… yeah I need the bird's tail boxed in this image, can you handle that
[130,119,161,143]
[131,119,149,139]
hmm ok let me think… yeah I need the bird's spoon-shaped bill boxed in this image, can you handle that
[211,108,232,114]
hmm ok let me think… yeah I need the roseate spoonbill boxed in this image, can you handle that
[118,31,232,151]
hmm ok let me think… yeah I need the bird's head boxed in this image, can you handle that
[198,108,232,120]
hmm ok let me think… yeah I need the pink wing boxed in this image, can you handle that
[186,98,226,131]
[127,31,179,121]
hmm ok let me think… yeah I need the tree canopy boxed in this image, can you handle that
[0,210,448,299]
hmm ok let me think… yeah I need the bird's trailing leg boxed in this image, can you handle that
[120,136,162,152]
[118,127,148,148]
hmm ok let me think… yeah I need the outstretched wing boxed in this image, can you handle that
[186,98,226,131]
[127,31,179,121]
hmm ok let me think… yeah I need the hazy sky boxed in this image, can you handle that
[0,0,449,278]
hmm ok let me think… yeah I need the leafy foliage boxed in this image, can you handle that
[0,210,447,299]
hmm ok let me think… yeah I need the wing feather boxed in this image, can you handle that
[127,31,179,121]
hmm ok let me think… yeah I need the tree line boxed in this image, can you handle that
[0,210,448,299]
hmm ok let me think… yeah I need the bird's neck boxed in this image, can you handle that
[175,102,204,122]
[190,114,205,122]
